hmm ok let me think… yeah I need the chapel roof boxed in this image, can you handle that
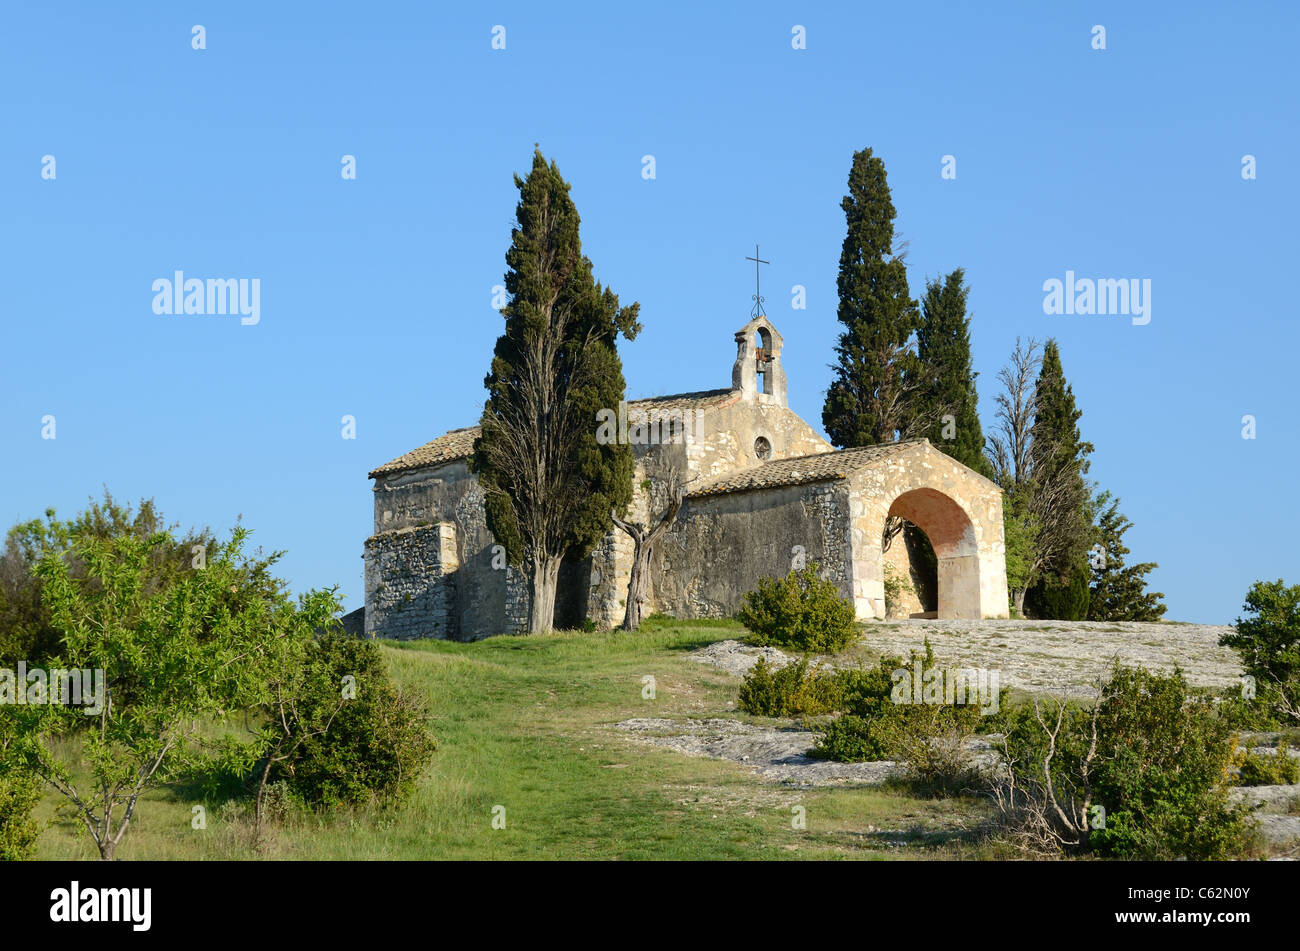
[368,426,483,479]
[686,440,928,498]
[368,388,738,480]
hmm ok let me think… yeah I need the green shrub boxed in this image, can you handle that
[1221,579,1300,726]
[814,715,893,762]
[0,713,39,860]
[1232,739,1300,786]
[0,769,40,861]
[833,664,895,719]
[882,564,911,618]
[811,641,1003,785]
[996,664,1255,859]
[1088,667,1252,858]
[888,708,986,795]
[1025,564,1091,620]
[1215,685,1281,732]
[258,780,305,824]
[807,651,906,762]
[738,657,842,717]
[273,633,436,808]
[736,564,857,653]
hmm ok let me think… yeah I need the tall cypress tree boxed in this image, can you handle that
[914,268,994,477]
[1023,339,1095,619]
[472,149,640,633]
[823,147,920,448]
[1028,340,1093,488]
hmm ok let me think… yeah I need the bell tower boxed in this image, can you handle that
[731,245,787,406]
[732,315,786,406]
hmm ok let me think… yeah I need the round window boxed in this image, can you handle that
[754,436,772,460]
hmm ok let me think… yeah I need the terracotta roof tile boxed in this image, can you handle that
[368,389,739,480]
[368,427,481,479]
[686,440,927,498]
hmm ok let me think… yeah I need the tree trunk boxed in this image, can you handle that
[623,540,652,630]
[611,478,683,633]
[1013,587,1028,617]
[255,754,276,841]
[95,805,115,860]
[529,553,561,634]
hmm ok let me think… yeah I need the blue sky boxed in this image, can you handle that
[2,2,1296,624]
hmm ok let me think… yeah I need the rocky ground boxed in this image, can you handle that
[692,618,1245,695]
[614,717,899,786]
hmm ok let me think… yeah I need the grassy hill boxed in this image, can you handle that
[33,618,995,860]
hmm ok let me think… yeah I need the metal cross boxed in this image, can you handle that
[745,244,769,318]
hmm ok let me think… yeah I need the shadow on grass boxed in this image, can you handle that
[166,759,254,805]
[834,819,993,854]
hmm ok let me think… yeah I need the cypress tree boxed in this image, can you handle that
[822,147,920,447]
[1028,340,1093,489]
[1024,339,1094,619]
[914,268,994,477]
[1088,491,1167,621]
[472,149,640,633]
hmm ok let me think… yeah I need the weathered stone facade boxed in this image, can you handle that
[365,453,529,638]
[363,522,458,639]
[652,479,853,619]
[363,315,1009,639]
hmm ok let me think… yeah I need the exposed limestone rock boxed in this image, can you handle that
[613,717,899,786]
[693,619,1246,696]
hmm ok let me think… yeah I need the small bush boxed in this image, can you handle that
[736,564,857,653]
[738,657,842,718]
[258,781,305,824]
[1025,564,1091,620]
[814,714,893,762]
[889,714,985,795]
[274,633,436,807]
[1215,686,1281,732]
[882,563,911,618]
[811,641,1001,787]
[1232,739,1300,786]
[0,717,40,861]
[1088,667,1252,858]
[809,653,905,763]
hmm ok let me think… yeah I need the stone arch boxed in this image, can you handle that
[886,488,980,619]
[846,442,1008,621]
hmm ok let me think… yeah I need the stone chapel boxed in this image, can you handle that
[362,315,1009,639]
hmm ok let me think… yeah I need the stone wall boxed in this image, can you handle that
[364,522,458,639]
[683,395,833,482]
[583,395,835,629]
[651,479,853,618]
[368,460,529,638]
